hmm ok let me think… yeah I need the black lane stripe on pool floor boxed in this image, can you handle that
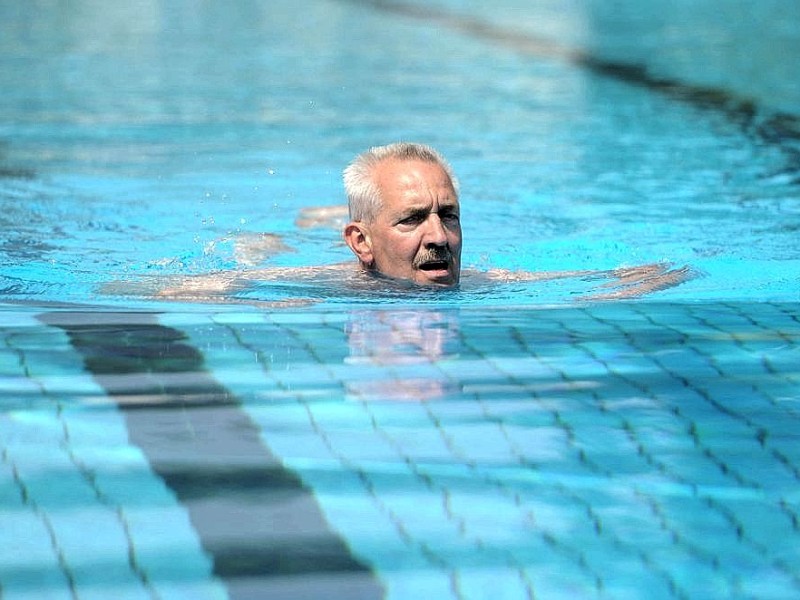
[351,0,800,166]
[39,311,384,600]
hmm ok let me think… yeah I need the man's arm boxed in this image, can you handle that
[588,263,695,299]
[152,263,352,301]
[483,263,695,299]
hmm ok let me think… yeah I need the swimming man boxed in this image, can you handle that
[147,142,690,301]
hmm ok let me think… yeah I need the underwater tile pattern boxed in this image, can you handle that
[0,311,225,600]
[173,301,799,599]
[1,301,799,599]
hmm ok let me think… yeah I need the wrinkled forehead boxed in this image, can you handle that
[374,158,458,200]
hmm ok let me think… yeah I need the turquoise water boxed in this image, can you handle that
[1,1,799,598]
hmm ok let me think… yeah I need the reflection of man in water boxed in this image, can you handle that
[151,141,690,301]
[342,143,462,287]
[344,309,460,402]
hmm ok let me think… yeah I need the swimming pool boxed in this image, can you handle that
[1,1,799,598]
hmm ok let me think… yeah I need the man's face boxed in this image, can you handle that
[364,159,462,287]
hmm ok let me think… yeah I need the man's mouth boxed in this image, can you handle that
[415,248,452,272]
[418,259,450,272]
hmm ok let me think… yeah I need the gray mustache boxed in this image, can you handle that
[413,247,452,268]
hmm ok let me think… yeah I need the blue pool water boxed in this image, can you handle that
[1,1,799,598]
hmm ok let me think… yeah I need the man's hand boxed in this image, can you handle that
[589,263,695,300]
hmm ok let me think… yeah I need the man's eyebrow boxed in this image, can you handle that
[396,207,428,220]
[401,200,457,213]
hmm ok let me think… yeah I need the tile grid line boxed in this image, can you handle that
[4,328,159,600]
[2,447,77,599]
[507,314,691,600]
[367,313,541,597]
[436,321,604,594]
[44,312,383,599]
[634,306,800,525]
[589,307,761,488]
[0,328,79,600]
[537,317,743,595]
[454,315,629,598]
[683,304,800,498]
[277,318,470,600]
[475,321,620,592]
[720,301,800,420]
[214,316,467,599]
[355,316,540,600]
[590,306,800,590]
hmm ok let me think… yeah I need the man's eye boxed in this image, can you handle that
[400,214,424,225]
[442,212,459,222]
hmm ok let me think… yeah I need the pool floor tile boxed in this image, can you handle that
[4,302,800,598]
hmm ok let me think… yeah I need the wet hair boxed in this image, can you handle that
[343,142,459,223]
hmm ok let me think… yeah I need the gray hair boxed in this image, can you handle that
[343,142,459,223]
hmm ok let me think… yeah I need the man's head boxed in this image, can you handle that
[343,142,462,287]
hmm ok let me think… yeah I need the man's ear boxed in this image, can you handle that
[343,222,374,268]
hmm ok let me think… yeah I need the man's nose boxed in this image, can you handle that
[424,215,448,247]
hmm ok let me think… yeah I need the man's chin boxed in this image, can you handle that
[367,265,459,288]
[415,267,459,287]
